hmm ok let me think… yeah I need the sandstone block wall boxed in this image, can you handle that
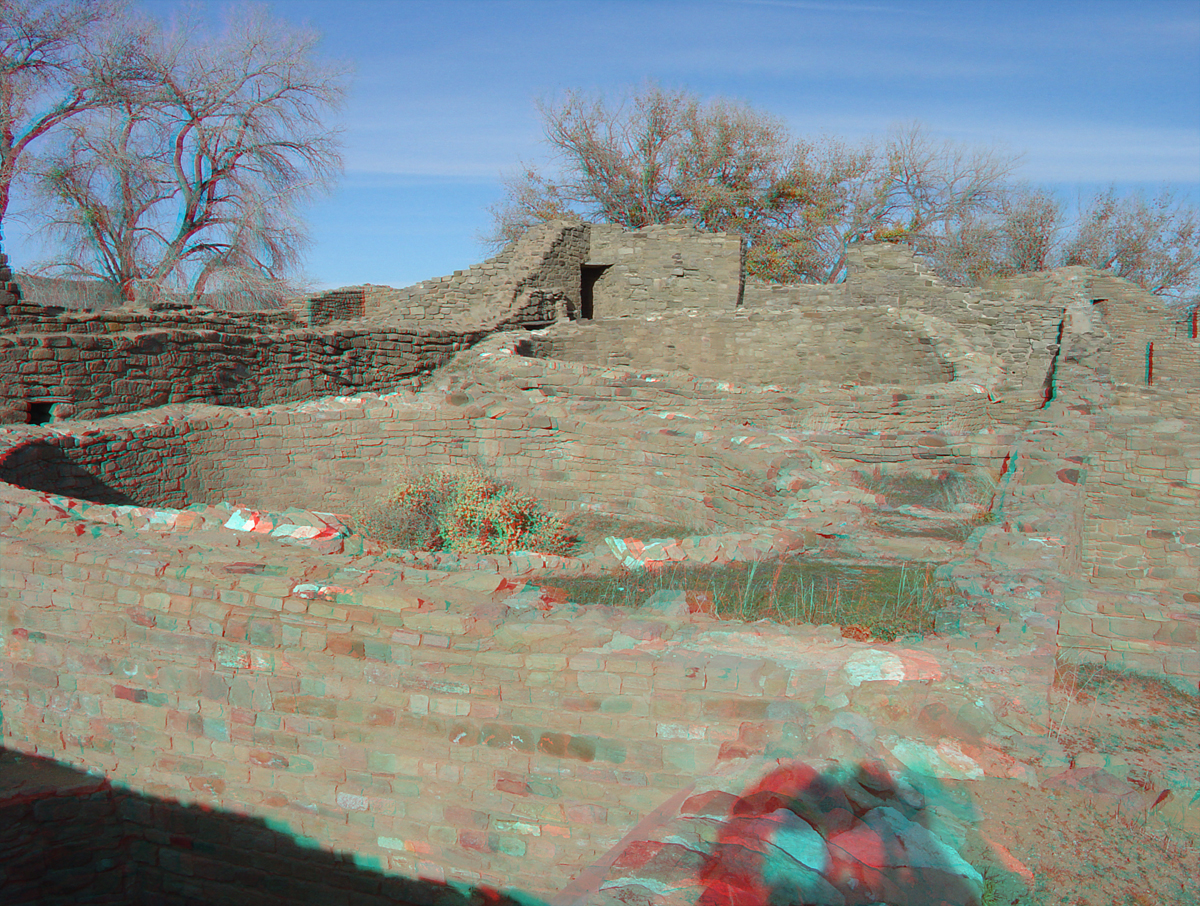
[1081,406,1200,591]
[356,247,518,323]
[740,278,846,308]
[467,339,1034,436]
[586,224,744,316]
[1,488,919,898]
[733,244,1068,394]
[535,308,954,388]
[0,309,487,423]
[0,395,786,534]
[1089,277,1200,390]
[485,221,589,329]
[305,287,366,326]
[0,248,20,306]
[0,222,593,424]
[359,221,588,328]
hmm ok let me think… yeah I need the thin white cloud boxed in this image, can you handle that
[734,0,919,13]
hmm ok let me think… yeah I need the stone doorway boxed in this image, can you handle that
[579,264,610,320]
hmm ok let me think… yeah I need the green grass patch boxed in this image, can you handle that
[537,557,955,640]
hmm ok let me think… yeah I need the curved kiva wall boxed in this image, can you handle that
[0,480,1033,902]
[534,306,974,389]
[0,393,786,533]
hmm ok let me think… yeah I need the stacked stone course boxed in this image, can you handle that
[586,223,744,315]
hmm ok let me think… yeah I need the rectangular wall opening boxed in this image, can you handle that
[580,265,610,320]
[28,401,55,425]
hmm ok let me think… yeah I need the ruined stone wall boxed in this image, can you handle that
[586,224,743,316]
[0,308,487,423]
[485,221,589,329]
[1080,404,1200,592]
[305,287,366,326]
[730,244,1069,395]
[361,221,588,328]
[452,335,1029,440]
[1088,277,1200,390]
[740,279,847,308]
[7,441,977,899]
[538,308,954,388]
[1,246,21,306]
[352,246,517,323]
[0,397,785,533]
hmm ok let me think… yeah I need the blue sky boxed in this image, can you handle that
[5,0,1199,291]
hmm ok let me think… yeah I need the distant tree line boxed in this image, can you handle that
[1,0,348,308]
[489,85,1200,311]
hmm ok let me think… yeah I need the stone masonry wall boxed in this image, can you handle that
[740,278,847,308]
[586,224,744,316]
[1080,404,1200,592]
[5,459,992,899]
[1088,276,1200,390]
[730,244,1069,395]
[0,244,20,306]
[538,308,954,388]
[0,397,786,533]
[0,221,599,424]
[353,245,518,324]
[360,221,588,328]
[0,315,487,423]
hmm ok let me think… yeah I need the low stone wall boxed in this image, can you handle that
[491,330,1027,436]
[0,393,787,533]
[536,308,955,388]
[0,317,487,423]
[0,476,1019,899]
[0,222,596,425]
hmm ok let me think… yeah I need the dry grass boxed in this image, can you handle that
[536,556,953,640]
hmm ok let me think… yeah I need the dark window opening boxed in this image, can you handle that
[28,402,55,425]
[1146,341,1154,385]
[580,265,610,320]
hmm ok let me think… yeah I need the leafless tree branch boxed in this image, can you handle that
[29,4,348,307]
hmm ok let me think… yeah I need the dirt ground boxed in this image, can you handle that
[960,663,1200,906]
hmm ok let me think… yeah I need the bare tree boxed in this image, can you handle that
[489,87,804,242]
[33,5,347,307]
[0,0,145,238]
[490,88,1024,283]
[932,185,1064,285]
[1063,187,1200,304]
[489,89,805,233]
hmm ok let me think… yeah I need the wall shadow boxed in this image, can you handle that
[0,441,140,506]
[0,747,536,906]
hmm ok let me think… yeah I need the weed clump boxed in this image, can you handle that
[352,467,577,556]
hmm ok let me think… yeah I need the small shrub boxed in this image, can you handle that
[353,468,577,556]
